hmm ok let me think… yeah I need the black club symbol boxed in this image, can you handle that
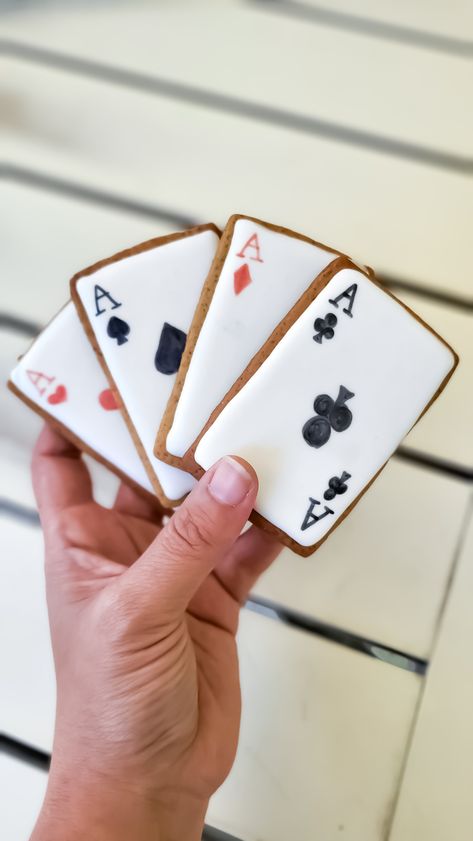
[324,471,351,501]
[302,385,355,449]
[313,313,338,344]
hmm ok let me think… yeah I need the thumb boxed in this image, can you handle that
[118,456,258,622]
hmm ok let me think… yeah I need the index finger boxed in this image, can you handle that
[32,424,93,523]
[113,482,173,524]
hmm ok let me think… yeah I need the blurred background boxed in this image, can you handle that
[0,2,472,839]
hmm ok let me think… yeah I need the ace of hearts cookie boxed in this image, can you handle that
[8,302,154,495]
[155,215,360,467]
[192,266,458,555]
[71,225,220,507]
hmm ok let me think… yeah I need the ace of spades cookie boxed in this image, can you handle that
[71,225,220,505]
[193,267,458,555]
[8,302,153,494]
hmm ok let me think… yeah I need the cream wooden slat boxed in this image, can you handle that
[0,755,47,841]
[282,0,473,44]
[0,518,54,752]
[252,458,471,659]
[0,518,421,840]
[208,608,421,841]
[1,58,471,300]
[1,1,471,158]
[402,292,472,470]
[0,436,37,509]
[0,181,176,324]
[389,500,473,841]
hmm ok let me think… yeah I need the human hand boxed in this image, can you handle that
[30,425,281,841]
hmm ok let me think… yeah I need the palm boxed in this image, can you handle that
[48,490,244,796]
[35,428,280,801]
[54,489,242,636]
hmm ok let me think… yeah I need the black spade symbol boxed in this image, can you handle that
[154,322,187,375]
[107,316,130,346]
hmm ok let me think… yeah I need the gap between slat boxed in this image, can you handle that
[249,0,473,59]
[246,596,428,674]
[1,165,472,312]
[1,40,472,174]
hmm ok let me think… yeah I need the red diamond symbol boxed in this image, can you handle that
[233,262,253,295]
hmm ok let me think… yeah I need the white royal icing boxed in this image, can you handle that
[166,219,339,458]
[195,269,455,547]
[74,228,219,501]
[10,302,154,492]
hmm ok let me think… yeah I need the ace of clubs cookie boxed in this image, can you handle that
[157,216,350,466]
[71,225,220,505]
[8,302,154,494]
[193,267,458,555]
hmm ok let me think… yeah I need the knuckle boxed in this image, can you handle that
[164,506,215,555]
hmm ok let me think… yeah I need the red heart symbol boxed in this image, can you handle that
[47,384,67,405]
[99,388,119,411]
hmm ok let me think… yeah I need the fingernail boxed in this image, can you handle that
[208,457,253,506]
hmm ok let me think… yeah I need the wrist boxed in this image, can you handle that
[155,791,208,841]
[31,762,207,841]
[158,792,208,841]
[32,771,160,841]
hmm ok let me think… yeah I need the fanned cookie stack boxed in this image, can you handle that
[9,216,457,555]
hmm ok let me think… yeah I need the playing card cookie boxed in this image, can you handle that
[191,266,458,555]
[155,215,358,467]
[8,302,154,496]
[71,225,220,507]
